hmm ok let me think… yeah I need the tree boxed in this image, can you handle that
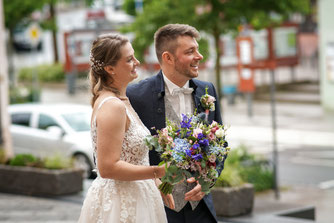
[1,0,13,160]
[123,0,310,106]
[4,0,94,63]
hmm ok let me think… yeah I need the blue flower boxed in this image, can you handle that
[185,149,192,157]
[172,138,191,161]
[197,133,204,140]
[199,139,209,147]
[181,114,192,129]
[192,144,200,150]
[192,154,203,161]
[209,146,221,155]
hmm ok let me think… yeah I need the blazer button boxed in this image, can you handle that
[157,108,163,113]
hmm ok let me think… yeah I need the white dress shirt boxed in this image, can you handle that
[163,73,194,119]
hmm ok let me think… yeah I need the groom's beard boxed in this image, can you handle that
[174,58,199,79]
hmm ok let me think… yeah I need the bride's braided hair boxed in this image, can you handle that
[89,34,129,107]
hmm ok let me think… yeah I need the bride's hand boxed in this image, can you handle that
[154,178,175,210]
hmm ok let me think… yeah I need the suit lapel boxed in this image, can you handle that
[190,79,204,113]
[152,71,166,131]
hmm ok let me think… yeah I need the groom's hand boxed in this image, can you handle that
[184,178,205,201]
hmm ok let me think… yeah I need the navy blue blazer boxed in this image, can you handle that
[126,70,225,221]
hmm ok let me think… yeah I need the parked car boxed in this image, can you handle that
[9,103,95,178]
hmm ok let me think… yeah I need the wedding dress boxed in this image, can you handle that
[78,96,167,223]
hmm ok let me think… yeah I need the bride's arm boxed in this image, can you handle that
[95,99,164,180]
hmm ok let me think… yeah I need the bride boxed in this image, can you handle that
[78,34,174,223]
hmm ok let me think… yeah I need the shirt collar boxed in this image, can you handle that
[162,71,190,95]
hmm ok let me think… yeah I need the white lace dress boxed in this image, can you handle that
[78,96,167,223]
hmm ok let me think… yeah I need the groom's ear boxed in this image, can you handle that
[162,52,174,65]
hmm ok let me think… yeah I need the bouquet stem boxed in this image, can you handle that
[159,182,173,195]
[205,109,209,122]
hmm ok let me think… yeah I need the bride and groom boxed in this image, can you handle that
[78,24,225,223]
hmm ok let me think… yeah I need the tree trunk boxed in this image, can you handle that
[50,2,59,62]
[213,27,224,121]
[0,0,14,160]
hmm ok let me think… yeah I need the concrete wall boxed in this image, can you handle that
[319,0,334,111]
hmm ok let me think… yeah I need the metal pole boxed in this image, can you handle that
[32,46,39,102]
[270,68,279,199]
[246,92,253,118]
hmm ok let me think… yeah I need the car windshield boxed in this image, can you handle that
[62,112,91,132]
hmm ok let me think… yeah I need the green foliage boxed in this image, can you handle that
[9,85,41,104]
[8,153,73,169]
[215,145,274,192]
[3,0,49,30]
[18,63,65,83]
[43,155,73,169]
[215,165,244,187]
[0,148,6,164]
[123,0,310,63]
[9,154,38,167]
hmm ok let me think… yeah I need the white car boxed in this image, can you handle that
[9,103,95,178]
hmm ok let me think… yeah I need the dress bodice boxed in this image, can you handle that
[91,96,151,174]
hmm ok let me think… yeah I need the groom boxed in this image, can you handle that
[127,24,225,223]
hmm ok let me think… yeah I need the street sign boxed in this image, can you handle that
[27,23,41,48]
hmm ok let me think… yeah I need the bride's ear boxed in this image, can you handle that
[104,65,114,75]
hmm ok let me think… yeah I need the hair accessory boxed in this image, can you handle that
[89,51,105,71]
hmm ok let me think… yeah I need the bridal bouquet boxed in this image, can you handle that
[145,89,230,195]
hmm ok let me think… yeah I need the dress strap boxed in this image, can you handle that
[92,96,122,128]
[97,96,120,110]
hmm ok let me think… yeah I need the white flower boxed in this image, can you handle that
[193,128,202,138]
[215,128,224,138]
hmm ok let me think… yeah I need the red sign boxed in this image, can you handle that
[236,37,255,92]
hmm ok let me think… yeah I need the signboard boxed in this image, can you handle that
[326,42,334,82]
[251,29,268,60]
[236,37,255,92]
[64,29,124,72]
[27,23,42,48]
[273,26,297,58]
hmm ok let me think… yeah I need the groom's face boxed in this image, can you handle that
[172,36,203,80]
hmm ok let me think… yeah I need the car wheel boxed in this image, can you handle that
[73,153,94,179]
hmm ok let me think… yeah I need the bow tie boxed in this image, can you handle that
[171,87,194,96]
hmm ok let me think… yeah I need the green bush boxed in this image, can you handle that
[0,148,6,164]
[9,85,41,104]
[9,154,38,167]
[215,165,244,187]
[216,145,274,192]
[43,155,73,170]
[8,153,73,169]
[18,63,65,83]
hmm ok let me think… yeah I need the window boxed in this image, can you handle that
[62,112,90,132]
[11,113,31,127]
[38,114,59,130]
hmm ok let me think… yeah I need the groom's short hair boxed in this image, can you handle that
[154,24,200,63]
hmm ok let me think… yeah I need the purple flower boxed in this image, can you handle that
[185,149,192,157]
[192,144,200,150]
[181,114,192,129]
[199,139,209,147]
[192,154,203,161]
[197,133,204,140]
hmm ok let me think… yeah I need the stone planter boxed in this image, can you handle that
[212,183,254,217]
[0,164,83,196]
